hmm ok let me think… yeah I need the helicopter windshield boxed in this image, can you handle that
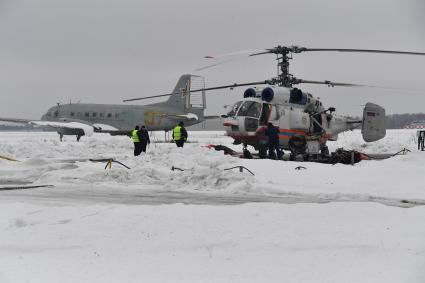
[227,101,243,117]
[237,101,262,118]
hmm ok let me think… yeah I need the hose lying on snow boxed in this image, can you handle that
[172,165,255,175]
[0,155,19,162]
[0,185,54,191]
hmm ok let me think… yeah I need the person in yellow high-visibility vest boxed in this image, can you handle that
[132,125,142,156]
[172,121,188,148]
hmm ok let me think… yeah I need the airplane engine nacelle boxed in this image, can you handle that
[261,86,290,104]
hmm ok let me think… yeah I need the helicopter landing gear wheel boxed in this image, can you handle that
[321,146,330,156]
[243,144,253,159]
[277,149,284,160]
[258,146,267,159]
[288,135,308,162]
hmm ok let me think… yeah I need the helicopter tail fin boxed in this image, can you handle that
[361,102,386,142]
[164,74,206,117]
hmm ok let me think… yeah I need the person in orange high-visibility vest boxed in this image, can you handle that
[172,121,188,148]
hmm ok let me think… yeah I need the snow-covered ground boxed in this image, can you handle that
[1,130,424,283]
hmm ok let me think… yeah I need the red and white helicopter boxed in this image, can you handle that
[126,45,425,159]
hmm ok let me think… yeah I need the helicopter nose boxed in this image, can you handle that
[223,118,239,135]
[224,116,252,135]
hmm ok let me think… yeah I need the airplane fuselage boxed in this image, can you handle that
[41,103,203,132]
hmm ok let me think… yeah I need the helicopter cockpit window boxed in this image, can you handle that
[227,101,243,117]
[237,101,262,118]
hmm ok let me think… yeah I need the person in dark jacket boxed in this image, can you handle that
[138,125,151,153]
[264,122,281,159]
[418,131,425,151]
[132,125,142,156]
[173,121,188,148]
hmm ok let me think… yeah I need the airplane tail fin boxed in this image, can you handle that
[164,74,206,117]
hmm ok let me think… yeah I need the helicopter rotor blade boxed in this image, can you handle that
[122,80,271,102]
[294,78,425,92]
[250,45,425,56]
[293,79,365,87]
[196,49,265,71]
[249,50,274,57]
[301,48,425,56]
[194,59,236,71]
[203,49,265,59]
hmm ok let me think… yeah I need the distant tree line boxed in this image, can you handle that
[386,113,425,129]
[0,124,42,131]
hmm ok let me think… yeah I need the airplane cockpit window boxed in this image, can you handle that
[237,101,261,118]
[227,101,243,117]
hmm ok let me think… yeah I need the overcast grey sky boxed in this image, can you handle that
[0,0,424,118]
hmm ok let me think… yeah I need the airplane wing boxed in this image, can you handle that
[0,116,131,139]
[92,123,119,131]
[0,117,33,125]
[29,121,94,136]
[0,117,94,136]
[91,123,132,136]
